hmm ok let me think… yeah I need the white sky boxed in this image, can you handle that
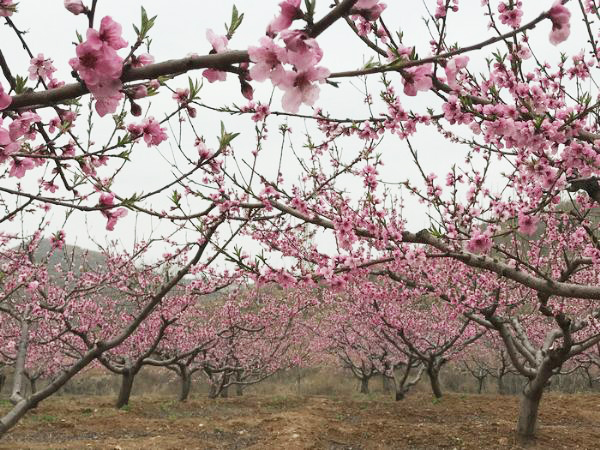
[0,0,583,262]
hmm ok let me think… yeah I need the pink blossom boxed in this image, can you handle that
[64,0,85,15]
[131,85,148,99]
[202,29,229,83]
[131,53,154,68]
[196,140,213,161]
[69,40,122,86]
[269,0,302,33]
[280,30,323,71]
[444,55,469,90]
[98,192,128,230]
[129,117,167,147]
[0,126,18,163]
[0,0,15,17]
[277,66,330,113]
[50,230,65,250]
[353,0,386,21]
[28,54,57,82]
[248,36,288,82]
[104,207,128,231]
[42,180,58,193]
[0,82,11,110]
[9,157,35,178]
[252,103,270,122]
[548,1,571,45]
[9,112,41,141]
[99,192,116,207]
[498,3,523,28]
[48,77,65,89]
[87,16,128,51]
[172,88,190,104]
[466,231,493,254]
[402,64,432,96]
[518,213,539,236]
[240,80,254,100]
[94,91,123,116]
[207,29,228,53]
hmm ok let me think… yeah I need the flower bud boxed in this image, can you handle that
[64,0,85,15]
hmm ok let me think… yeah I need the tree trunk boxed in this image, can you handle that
[516,386,544,438]
[477,376,485,394]
[220,385,229,398]
[235,383,243,396]
[178,369,191,402]
[115,370,136,408]
[0,372,5,394]
[395,389,405,401]
[208,383,218,399]
[516,362,554,439]
[29,378,39,410]
[382,375,393,393]
[360,377,369,394]
[498,374,506,395]
[427,367,443,399]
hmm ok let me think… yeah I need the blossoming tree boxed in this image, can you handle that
[1,0,599,442]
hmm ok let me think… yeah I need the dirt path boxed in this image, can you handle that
[1,393,599,449]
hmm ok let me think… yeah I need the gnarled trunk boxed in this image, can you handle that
[516,361,555,438]
[427,366,442,399]
[516,386,544,438]
[115,370,136,408]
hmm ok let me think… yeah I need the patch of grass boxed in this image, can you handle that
[31,413,58,422]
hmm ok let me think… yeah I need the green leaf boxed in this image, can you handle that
[14,75,28,95]
[219,121,239,149]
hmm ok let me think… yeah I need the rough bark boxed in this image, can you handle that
[516,363,554,438]
[516,386,544,438]
[115,370,136,409]
[427,367,443,399]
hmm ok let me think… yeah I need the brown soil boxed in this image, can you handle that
[1,392,599,449]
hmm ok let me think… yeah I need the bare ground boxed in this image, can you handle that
[1,392,599,449]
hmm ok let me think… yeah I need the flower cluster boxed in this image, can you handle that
[127,117,168,147]
[98,192,128,231]
[28,53,59,84]
[548,1,571,45]
[69,16,128,116]
[248,4,331,113]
